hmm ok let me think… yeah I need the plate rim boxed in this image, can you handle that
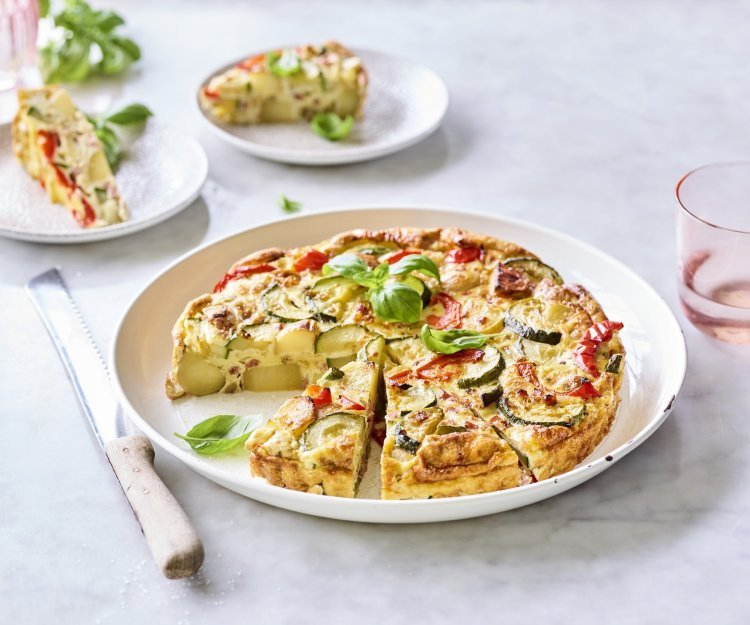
[195,48,450,165]
[0,121,209,244]
[110,205,687,521]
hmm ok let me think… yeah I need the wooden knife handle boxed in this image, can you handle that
[104,434,205,579]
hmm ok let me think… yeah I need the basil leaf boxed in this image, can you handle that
[39,0,50,18]
[38,0,141,84]
[310,113,354,141]
[323,253,370,279]
[105,103,153,125]
[372,262,390,283]
[174,414,263,456]
[278,194,302,213]
[369,283,423,324]
[389,254,441,282]
[268,49,301,76]
[420,325,506,354]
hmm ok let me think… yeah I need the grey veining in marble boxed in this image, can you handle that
[2,1,749,623]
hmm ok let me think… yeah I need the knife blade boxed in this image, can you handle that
[26,268,204,579]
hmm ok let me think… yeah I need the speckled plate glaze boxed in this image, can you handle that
[196,50,449,165]
[111,207,686,523]
[0,120,208,244]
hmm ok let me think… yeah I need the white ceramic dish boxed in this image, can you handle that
[111,207,687,523]
[0,120,208,243]
[196,49,449,165]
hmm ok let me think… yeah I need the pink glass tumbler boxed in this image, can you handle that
[676,162,750,343]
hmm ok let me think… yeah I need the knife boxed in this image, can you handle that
[26,268,204,579]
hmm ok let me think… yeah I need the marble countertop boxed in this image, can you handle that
[3,0,749,623]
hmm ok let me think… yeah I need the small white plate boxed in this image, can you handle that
[196,49,449,165]
[111,208,687,524]
[0,120,208,244]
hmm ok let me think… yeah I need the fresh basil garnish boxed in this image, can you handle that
[389,254,441,281]
[267,49,301,76]
[420,325,502,354]
[174,414,263,456]
[39,0,141,84]
[310,113,354,141]
[322,252,441,324]
[278,194,302,213]
[87,102,152,168]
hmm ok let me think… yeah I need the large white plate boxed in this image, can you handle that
[111,207,687,523]
[0,120,208,243]
[196,50,449,165]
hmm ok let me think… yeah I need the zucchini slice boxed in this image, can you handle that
[435,424,468,435]
[315,324,368,357]
[227,323,277,352]
[505,298,563,345]
[322,366,345,381]
[393,424,421,454]
[503,257,563,285]
[396,386,438,415]
[605,354,623,374]
[327,355,356,368]
[456,346,505,389]
[302,413,365,450]
[499,397,585,427]
[478,382,503,407]
[263,285,317,322]
[386,336,432,365]
[357,335,386,364]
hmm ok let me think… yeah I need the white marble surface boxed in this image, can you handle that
[2,0,749,622]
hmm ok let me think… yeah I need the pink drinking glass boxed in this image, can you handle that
[676,162,750,343]
[0,0,39,121]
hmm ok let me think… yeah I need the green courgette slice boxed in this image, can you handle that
[605,354,623,374]
[263,285,317,322]
[503,257,564,285]
[478,382,503,407]
[397,386,438,415]
[504,298,563,345]
[456,346,505,389]
[301,413,365,450]
[357,335,386,364]
[322,366,345,381]
[435,424,468,435]
[394,424,421,454]
[386,336,433,365]
[315,324,368,356]
[499,397,585,427]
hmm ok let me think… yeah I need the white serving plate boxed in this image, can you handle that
[0,120,208,243]
[111,207,687,523]
[196,49,449,165]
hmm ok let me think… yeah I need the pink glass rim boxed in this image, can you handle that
[675,161,750,235]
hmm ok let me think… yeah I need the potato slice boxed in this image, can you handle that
[176,350,226,396]
[276,396,316,438]
[243,363,303,391]
[275,325,316,355]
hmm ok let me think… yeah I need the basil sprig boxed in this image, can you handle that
[421,325,503,354]
[87,103,153,168]
[322,253,441,324]
[175,414,263,456]
[311,113,354,141]
[39,0,141,84]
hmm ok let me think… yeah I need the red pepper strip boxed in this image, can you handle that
[385,249,421,264]
[416,348,484,380]
[213,264,275,292]
[339,395,366,410]
[573,321,624,378]
[202,86,220,99]
[445,247,481,263]
[427,292,463,329]
[236,53,267,71]
[371,418,386,446]
[304,385,332,408]
[565,381,601,399]
[38,130,58,160]
[294,249,329,272]
[77,198,97,228]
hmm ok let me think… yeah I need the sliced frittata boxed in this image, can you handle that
[12,86,128,228]
[199,40,367,125]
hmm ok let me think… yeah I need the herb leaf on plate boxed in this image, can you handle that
[310,113,354,141]
[87,102,153,168]
[278,194,302,213]
[39,0,141,84]
[174,414,263,456]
